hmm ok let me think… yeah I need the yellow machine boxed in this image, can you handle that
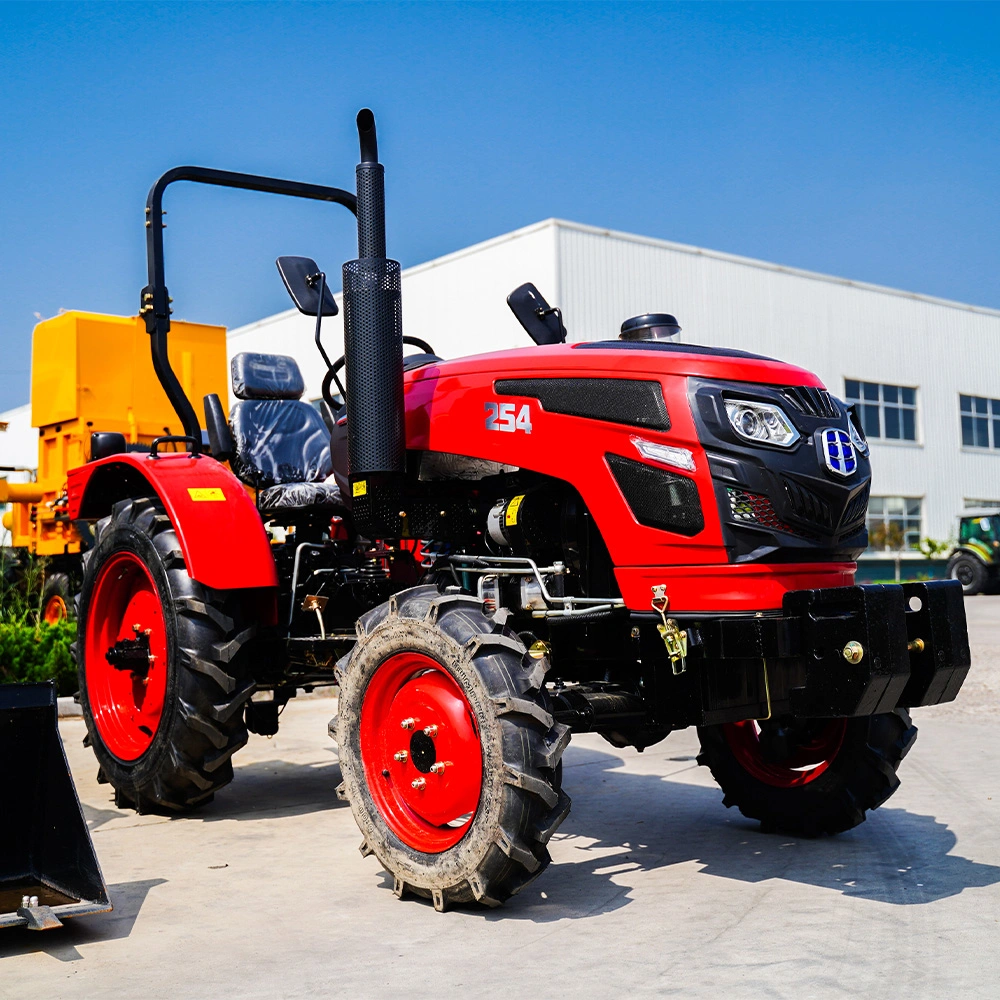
[1,311,228,617]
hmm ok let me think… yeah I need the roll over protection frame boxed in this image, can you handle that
[141,166,358,451]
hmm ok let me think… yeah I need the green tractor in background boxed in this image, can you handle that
[948,510,1000,595]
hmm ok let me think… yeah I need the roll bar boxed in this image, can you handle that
[141,166,358,451]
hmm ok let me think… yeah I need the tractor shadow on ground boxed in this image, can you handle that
[483,747,1000,923]
[199,756,346,823]
[0,879,166,962]
[79,754,346,830]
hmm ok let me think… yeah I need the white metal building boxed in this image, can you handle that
[5,218,1000,549]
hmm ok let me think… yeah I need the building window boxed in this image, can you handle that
[959,395,1000,450]
[867,496,922,551]
[965,498,1000,510]
[845,380,917,441]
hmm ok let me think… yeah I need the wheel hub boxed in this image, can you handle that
[84,552,168,760]
[723,717,848,788]
[360,652,483,853]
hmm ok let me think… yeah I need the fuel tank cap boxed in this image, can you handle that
[620,313,681,341]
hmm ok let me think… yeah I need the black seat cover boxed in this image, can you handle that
[257,481,345,510]
[229,352,334,500]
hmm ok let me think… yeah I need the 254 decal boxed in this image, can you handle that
[485,401,532,434]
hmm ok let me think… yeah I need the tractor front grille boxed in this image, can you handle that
[782,478,834,530]
[781,386,840,418]
[840,486,870,532]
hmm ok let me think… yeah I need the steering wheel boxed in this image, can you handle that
[322,336,436,411]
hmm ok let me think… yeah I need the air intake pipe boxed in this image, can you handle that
[342,109,405,534]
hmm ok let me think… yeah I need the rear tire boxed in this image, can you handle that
[334,586,571,909]
[75,497,255,812]
[42,571,73,624]
[949,553,987,596]
[697,709,917,836]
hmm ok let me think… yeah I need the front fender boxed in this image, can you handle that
[67,452,278,591]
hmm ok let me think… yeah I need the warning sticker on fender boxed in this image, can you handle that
[188,487,226,502]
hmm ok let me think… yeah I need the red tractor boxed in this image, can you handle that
[70,111,971,911]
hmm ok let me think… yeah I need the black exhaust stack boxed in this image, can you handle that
[342,109,405,535]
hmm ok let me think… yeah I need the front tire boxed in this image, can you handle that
[697,710,917,836]
[334,586,571,910]
[76,497,256,812]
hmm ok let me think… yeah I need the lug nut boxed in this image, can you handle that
[411,777,426,790]
[423,724,438,738]
[430,762,447,775]
[400,718,415,730]
[393,750,408,762]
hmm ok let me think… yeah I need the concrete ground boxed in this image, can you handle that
[3,599,1000,999]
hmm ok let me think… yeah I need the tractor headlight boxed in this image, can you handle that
[724,399,799,448]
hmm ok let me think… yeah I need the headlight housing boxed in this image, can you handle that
[724,399,799,448]
[847,411,869,456]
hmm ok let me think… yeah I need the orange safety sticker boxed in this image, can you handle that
[187,487,226,502]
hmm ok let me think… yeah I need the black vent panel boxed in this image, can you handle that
[781,386,839,418]
[607,454,703,536]
[497,378,670,431]
[782,478,834,530]
[840,486,870,532]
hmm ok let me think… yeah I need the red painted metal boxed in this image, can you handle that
[722,718,848,788]
[360,652,483,853]
[85,551,169,761]
[399,343,849,612]
[67,452,277,591]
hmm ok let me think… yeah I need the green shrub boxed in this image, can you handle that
[0,620,78,696]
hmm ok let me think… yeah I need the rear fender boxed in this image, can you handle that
[67,452,278,591]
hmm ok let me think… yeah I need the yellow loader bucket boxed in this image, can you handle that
[0,683,111,931]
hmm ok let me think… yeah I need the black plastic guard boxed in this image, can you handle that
[899,580,971,707]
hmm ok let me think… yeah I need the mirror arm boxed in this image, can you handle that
[142,166,358,450]
[308,271,335,371]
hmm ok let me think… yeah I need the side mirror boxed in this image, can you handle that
[506,282,567,345]
[275,256,339,317]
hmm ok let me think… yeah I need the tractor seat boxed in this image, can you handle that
[229,352,342,512]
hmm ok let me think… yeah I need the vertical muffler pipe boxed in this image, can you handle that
[342,108,405,536]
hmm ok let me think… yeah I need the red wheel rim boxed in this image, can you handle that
[42,594,68,624]
[723,718,848,788]
[85,551,169,761]
[360,652,483,853]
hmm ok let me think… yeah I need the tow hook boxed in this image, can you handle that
[651,585,688,675]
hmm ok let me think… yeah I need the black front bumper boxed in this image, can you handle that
[675,580,971,723]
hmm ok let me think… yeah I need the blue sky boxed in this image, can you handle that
[1,1,997,410]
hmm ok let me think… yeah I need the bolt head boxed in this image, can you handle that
[430,762,446,775]
[393,750,408,762]
[411,777,426,790]
[400,717,415,730]
[423,724,438,738]
[842,641,864,665]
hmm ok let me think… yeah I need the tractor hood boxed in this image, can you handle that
[404,340,823,389]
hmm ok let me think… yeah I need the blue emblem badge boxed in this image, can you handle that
[822,428,857,477]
